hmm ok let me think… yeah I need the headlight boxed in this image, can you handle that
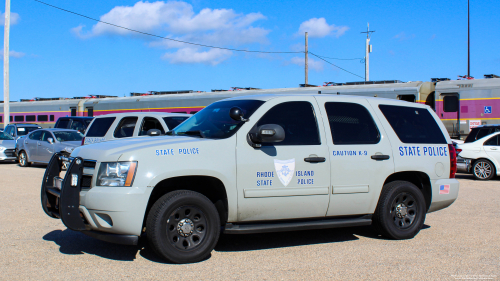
[97,162,137,187]
[0,147,5,152]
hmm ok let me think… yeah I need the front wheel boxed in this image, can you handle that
[372,180,426,240]
[472,159,495,180]
[18,151,31,167]
[146,190,220,264]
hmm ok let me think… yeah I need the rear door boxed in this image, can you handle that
[483,134,500,168]
[315,97,395,216]
[138,117,166,136]
[236,97,331,221]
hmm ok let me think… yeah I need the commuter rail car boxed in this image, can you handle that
[1,76,499,138]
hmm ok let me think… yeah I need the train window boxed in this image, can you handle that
[9,116,12,122]
[163,116,189,130]
[139,117,165,136]
[443,95,459,112]
[0,116,2,122]
[70,108,77,116]
[114,117,138,138]
[14,116,24,122]
[190,111,198,114]
[379,104,447,144]
[325,102,380,145]
[38,115,48,122]
[87,108,94,117]
[50,115,55,121]
[86,117,116,137]
[398,95,416,103]
[26,115,36,122]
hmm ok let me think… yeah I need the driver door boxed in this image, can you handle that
[38,131,55,163]
[236,98,331,222]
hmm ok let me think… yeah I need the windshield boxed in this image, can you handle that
[17,127,41,136]
[170,100,265,139]
[0,131,13,140]
[53,131,84,142]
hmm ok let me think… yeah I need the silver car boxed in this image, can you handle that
[17,129,83,167]
[0,131,17,161]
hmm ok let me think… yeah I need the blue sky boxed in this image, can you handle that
[1,0,499,100]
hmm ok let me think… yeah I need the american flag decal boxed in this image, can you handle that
[439,184,450,194]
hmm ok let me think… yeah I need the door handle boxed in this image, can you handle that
[304,157,326,163]
[371,154,390,160]
[491,147,498,150]
[38,142,41,146]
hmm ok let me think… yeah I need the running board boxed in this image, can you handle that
[223,215,372,234]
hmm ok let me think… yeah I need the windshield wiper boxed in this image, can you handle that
[183,130,205,138]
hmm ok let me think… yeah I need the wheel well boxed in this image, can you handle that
[142,176,228,231]
[384,171,432,211]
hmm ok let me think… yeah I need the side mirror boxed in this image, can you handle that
[47,138,54,144]
[249,124,285,148]
[229,107,249,122]
[147,129,161,136]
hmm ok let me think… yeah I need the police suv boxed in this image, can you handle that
[41,94,459,264]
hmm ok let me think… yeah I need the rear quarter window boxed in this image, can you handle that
[86,117,116,137]
[379,104,447,144]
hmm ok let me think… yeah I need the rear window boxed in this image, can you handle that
[163,116,189,130]
[18,126,41,136]
[86,117,116,137]
[55,119,70,129]
[379,105,447,144]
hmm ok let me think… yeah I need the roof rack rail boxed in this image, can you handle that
[299,84,318,87]
[211,89,229,92]
[230,87,261,91]
[431,78,451,82]
[484,74,500,79]
[150,90,194,95]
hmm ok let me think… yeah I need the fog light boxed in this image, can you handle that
[71,174,78,186]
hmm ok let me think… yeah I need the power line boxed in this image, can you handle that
[309,52,364,79]
[313,55,364,61]
[34,0,302,54]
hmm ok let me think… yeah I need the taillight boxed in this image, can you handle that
[81,137,85,145]
[448,144,457,178]
[455,148,462,154]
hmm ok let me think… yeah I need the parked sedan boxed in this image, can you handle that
[457,131,500,180]
[17,129,83,167]
[0,131,17,161]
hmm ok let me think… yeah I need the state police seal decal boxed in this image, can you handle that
[274,159,295,187]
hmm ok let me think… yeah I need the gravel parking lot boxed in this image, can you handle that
[0,162,498,280]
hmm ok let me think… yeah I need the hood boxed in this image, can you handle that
[59,140,82,147]
[0,140,16,149]
[71,135,208,161]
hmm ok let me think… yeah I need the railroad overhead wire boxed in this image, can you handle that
[34,0,364,78]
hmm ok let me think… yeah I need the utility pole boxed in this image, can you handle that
[3,0,10,127]
[361,23,374,81]
[305,32,308,85]
[467,0,470,78]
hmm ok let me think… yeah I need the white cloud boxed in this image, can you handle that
[393,32,415,41]
[297,18,348,38]
[0,49,25,58]
[290,56,323,71]
[72,1,270,65]
[162,48,232,65]
[0,12,20,25]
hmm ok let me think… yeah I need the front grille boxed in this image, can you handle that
[83,160,96,168]
[4,149,15,157]
[81,175,93,188]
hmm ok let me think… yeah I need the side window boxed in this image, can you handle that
[5,126,13,136]
[379,104,447,144]
[86,117,116,137]
[139,117,165,136]
[41,131,52,142]
[114,117,138,138]
[29,130,43,140]
[56,119,70,129]
[484,135,499,146]
[163,116,189,130]
[71,120,85,132]
[325,102,380,145]
[255,101,320,146]
[476,128,491,140]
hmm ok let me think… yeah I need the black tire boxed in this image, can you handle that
[472,159,495,180]
[372,181,426,240]
[146,190,220,264]
[18,151,31,167]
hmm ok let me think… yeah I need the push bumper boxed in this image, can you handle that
[41,153,138,245]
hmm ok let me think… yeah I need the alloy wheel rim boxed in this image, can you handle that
[390,192,418,229]
[474,161,491,179]
[166,205,207,251]
[20,153,26,165]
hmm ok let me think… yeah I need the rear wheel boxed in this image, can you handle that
[373,181,426,240]
[472,159,495,180]
[18,151,31,167]
[146,190,220,264]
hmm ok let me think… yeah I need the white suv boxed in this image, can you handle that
[42,94,459,264]
[458,131,500,180]
[82,112,190,145]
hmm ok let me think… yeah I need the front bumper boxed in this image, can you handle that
[0,149,17,161]
[41,153,139,245]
